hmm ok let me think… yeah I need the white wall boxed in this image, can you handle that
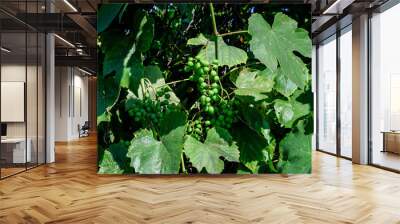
[54,66,89,141]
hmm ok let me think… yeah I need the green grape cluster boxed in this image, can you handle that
[184,56,238,137]
[127,96,164,125]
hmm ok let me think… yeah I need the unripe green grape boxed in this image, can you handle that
[188,61,194,67]
[210,70,217,76]
[198,77,204,83]
[194,62,201,69]
[188,57,194,61]
[203,67,210,72]
[205,97,211,103]
[200,82,207,88]
[195,55,201,60]
[184,66,191,72]
[212,59,219,65]
[187,127,193,132]
[205,120,211,126]
[207,106,215,115]
[202,60,209,66]
[211,95,218,102]
[212,88,219,94]
[196,123,202,129]
[207,90,214,95]
[211,83,218,88]
[195,128,202,134]
[212,76,220,81]
[196,68,205,76]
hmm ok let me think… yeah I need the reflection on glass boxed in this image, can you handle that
[318,35,337,154]
[340,27,352,158]
[371,4,400,171]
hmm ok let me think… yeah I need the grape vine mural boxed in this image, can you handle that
[97,3,313,174]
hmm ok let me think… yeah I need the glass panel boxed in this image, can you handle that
[1,30,27,177]
[371,4,400,171]
[27,30,38,169]
[339,27,352,158]
[317,35,337,154]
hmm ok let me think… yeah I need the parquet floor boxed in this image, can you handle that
[1,135,400,224]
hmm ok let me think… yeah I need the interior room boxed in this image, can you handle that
[0,0,399,223]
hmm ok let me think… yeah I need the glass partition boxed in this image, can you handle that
[339,26,352,158]
[0,1,46,179]
[317,35,337,154]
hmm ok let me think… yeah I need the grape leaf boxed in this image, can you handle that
[274,69,297,98]
[274,99,310,128]
[98,4,124,33]
[234,68,275,101]
[184,128,239,174]
[187,34,247,67]
[187,33,208,45]
[127,111,187,174]
[97,74,119,118]
[278,122,311,174]
[98,142,131,174]
[248,13,311,88]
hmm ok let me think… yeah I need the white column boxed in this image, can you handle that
[352,14,369,164]
[46,32,55,163]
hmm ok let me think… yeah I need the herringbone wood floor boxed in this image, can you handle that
[1,135,400,224]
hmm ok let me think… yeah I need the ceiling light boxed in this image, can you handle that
[78,67,93,76]
[54,34,75,48]
[1,47,11,53]
[63,0,78,12]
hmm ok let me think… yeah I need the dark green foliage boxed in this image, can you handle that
[98,3,312,174]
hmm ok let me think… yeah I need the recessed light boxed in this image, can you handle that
[63,0,78,12]
[1,47,11,53]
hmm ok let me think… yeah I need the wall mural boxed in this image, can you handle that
[97,3,313,174]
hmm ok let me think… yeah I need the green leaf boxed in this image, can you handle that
[98,4,124,33]
[98,150,124,174]
[97,74,120,117]
[184,128,239,174]
[274,69,297,98]
[241,105,274,144]
[188,34,247,67]
[101,32,132,78]
[274,99,311,128]
[187,33,208,45]
[248,13,311,88]
[98,142,131,174]
[234,68,275,101]
[127,111,187,174]
[230,123,269,174]
[278,123,312,174]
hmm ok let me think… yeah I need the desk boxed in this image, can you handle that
[1,138,31,163]
[382,131,400,154]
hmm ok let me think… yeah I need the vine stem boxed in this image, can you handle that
[209,3,219,60]
[209,3,218,36]
[218,30,248,37]
[155,78,190,89]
